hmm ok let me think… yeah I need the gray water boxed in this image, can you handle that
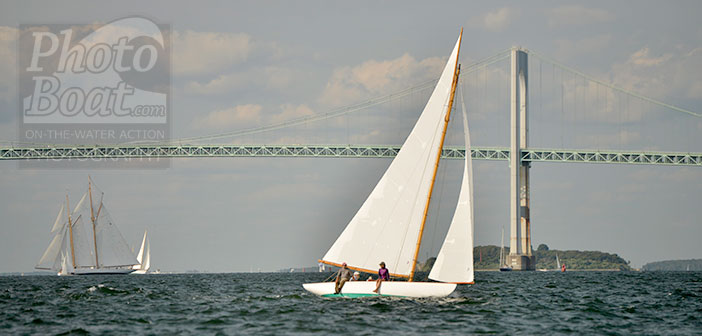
[1,271,700,335]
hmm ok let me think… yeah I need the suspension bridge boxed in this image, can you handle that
[3,47,701,270]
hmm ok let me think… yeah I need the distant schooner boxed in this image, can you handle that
[36,178,139,275]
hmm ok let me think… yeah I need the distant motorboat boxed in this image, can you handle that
[36,178,138,275]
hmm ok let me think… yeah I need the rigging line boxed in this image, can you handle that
[528,50,702,118]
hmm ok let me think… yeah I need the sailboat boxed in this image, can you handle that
[555,254,560,271]
[131,230,151,274]
[303,30,473,298]
[499,227,512,271]
[36,178,139,275]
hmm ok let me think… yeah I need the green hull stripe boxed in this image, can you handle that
[321,293,404,298]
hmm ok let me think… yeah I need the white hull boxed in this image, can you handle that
[131,269,148,275]
[303,281,457,298]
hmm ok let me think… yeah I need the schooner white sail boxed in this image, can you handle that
[36,178,138,275]
[303,30,474,298]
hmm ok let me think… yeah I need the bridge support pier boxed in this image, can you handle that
[509,47,535,270]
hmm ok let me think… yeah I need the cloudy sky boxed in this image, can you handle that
[1,1,701,272]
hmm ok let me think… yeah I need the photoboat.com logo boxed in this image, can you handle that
[19,17,170,168]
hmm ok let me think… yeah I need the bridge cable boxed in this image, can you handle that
[527,50,702,118]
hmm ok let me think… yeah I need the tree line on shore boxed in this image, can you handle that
[418,244,632,271]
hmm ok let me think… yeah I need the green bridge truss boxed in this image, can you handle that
[1,144,700,166]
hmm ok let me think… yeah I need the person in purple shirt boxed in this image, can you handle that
[373,261,390,293]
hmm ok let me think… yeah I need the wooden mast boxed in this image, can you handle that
[66,194,76,269]
[88,179,99,268]
[409,29,462,282]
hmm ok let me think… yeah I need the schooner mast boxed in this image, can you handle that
[88,178,103,268]
[66,194,76,269]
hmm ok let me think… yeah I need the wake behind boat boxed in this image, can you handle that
[303,30,474,298]
[36,178,139,275]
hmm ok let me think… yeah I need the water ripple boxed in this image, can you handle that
[0,272,700,334]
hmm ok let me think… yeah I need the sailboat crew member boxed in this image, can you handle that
[373,262,390,293]
[351,272,361,281]
[334,262,353,294]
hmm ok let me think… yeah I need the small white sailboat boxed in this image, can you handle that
[555,254,561,271]
[36,178,138,275]
[304,30,474,298]
[131,230,151,274]
[499,227,512,271]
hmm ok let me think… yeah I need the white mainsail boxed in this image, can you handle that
[428,87,474,284]
[95,204,140,267]
[70,191,98,268]
[320,34,462,277]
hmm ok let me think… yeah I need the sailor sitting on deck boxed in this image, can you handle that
[351,271,361,281]
[373,261,390,293]
[334,262,353,294]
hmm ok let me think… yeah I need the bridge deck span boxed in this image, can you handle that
[1,144,700,166]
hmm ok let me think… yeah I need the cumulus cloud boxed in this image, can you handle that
[627,47,673,67]
[172,30,251,76]
[270,104,314,124]
[318,53,444,107]
[185,66,296,95]
[468,7,519,32]
[547,5,614,27]
[194,104,262,130]
[0,26,18,104]
[612,46,702,100]
[554,34,613,60]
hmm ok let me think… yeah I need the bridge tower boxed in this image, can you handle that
[507,47,535,270]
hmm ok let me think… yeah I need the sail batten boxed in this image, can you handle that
[321,34,463,277]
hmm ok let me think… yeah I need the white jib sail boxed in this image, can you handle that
[429,85,474,284]
[36,223,67,270]
[136,231,147,264]
[321,35,462,277]
[142,237,151,271]
[51,204,64,233]
[133,231,149,270]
